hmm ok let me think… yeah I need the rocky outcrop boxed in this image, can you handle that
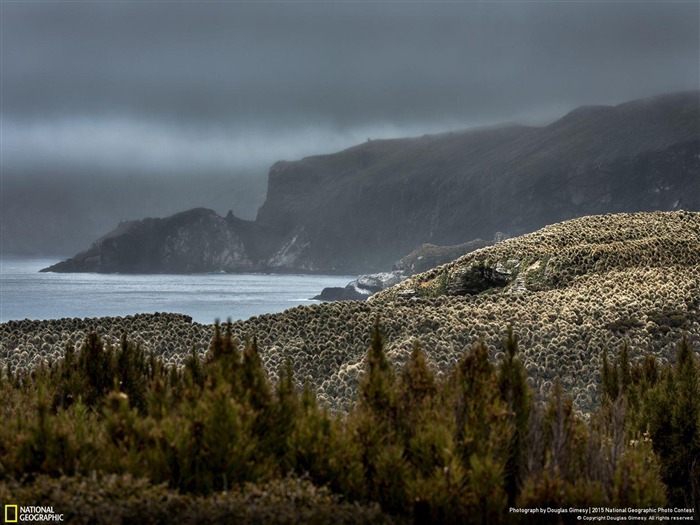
[266,228,317,272]
[312,287,367,302]
[44,91,699,275]
[313,271,405,301]
[42,208,256,273]
[393,239,494,275]
[314,239,497,301]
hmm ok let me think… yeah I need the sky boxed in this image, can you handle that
[1,1,699,254]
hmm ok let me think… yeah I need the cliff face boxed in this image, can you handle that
[44,91,700,274]
[255,91,699,273]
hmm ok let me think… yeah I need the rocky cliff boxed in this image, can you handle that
[256,91,699,273]
[42,209,256,273]
[44,91,699,274]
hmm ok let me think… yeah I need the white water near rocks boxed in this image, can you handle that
[0,257,353,324]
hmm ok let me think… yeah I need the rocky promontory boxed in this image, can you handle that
[41,208,255,274]
[313,272,406,301]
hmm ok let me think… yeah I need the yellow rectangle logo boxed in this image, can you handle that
[4,504,18,523]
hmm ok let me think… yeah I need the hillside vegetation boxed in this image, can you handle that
[236,212,700,412]
[1,323,698,522]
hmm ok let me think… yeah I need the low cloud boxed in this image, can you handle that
[3,2,697,176]
[2,116,510,175]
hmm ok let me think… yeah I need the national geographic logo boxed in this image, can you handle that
[4,505,17,523]
[3,505,64,522]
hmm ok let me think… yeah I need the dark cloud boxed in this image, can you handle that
[3,2,698,127]
[1,1,698,254]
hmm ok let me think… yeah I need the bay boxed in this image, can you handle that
[0,257,353,324]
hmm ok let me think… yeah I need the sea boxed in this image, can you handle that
[0,257,354,325]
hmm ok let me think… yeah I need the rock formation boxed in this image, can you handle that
[313,238,495,301]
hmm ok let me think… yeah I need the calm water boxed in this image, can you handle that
[0,257,353,324]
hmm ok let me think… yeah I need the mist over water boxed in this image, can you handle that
[0,258,352,324]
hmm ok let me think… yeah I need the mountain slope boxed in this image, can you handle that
[46,91,699,274]
[256,91,699,272]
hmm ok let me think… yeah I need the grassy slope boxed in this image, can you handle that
[235,211,700,411]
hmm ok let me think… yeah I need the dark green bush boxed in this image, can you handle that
[602,337,700,511]
[1,322,695,523]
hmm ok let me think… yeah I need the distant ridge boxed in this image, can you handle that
[45,91,699,274]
